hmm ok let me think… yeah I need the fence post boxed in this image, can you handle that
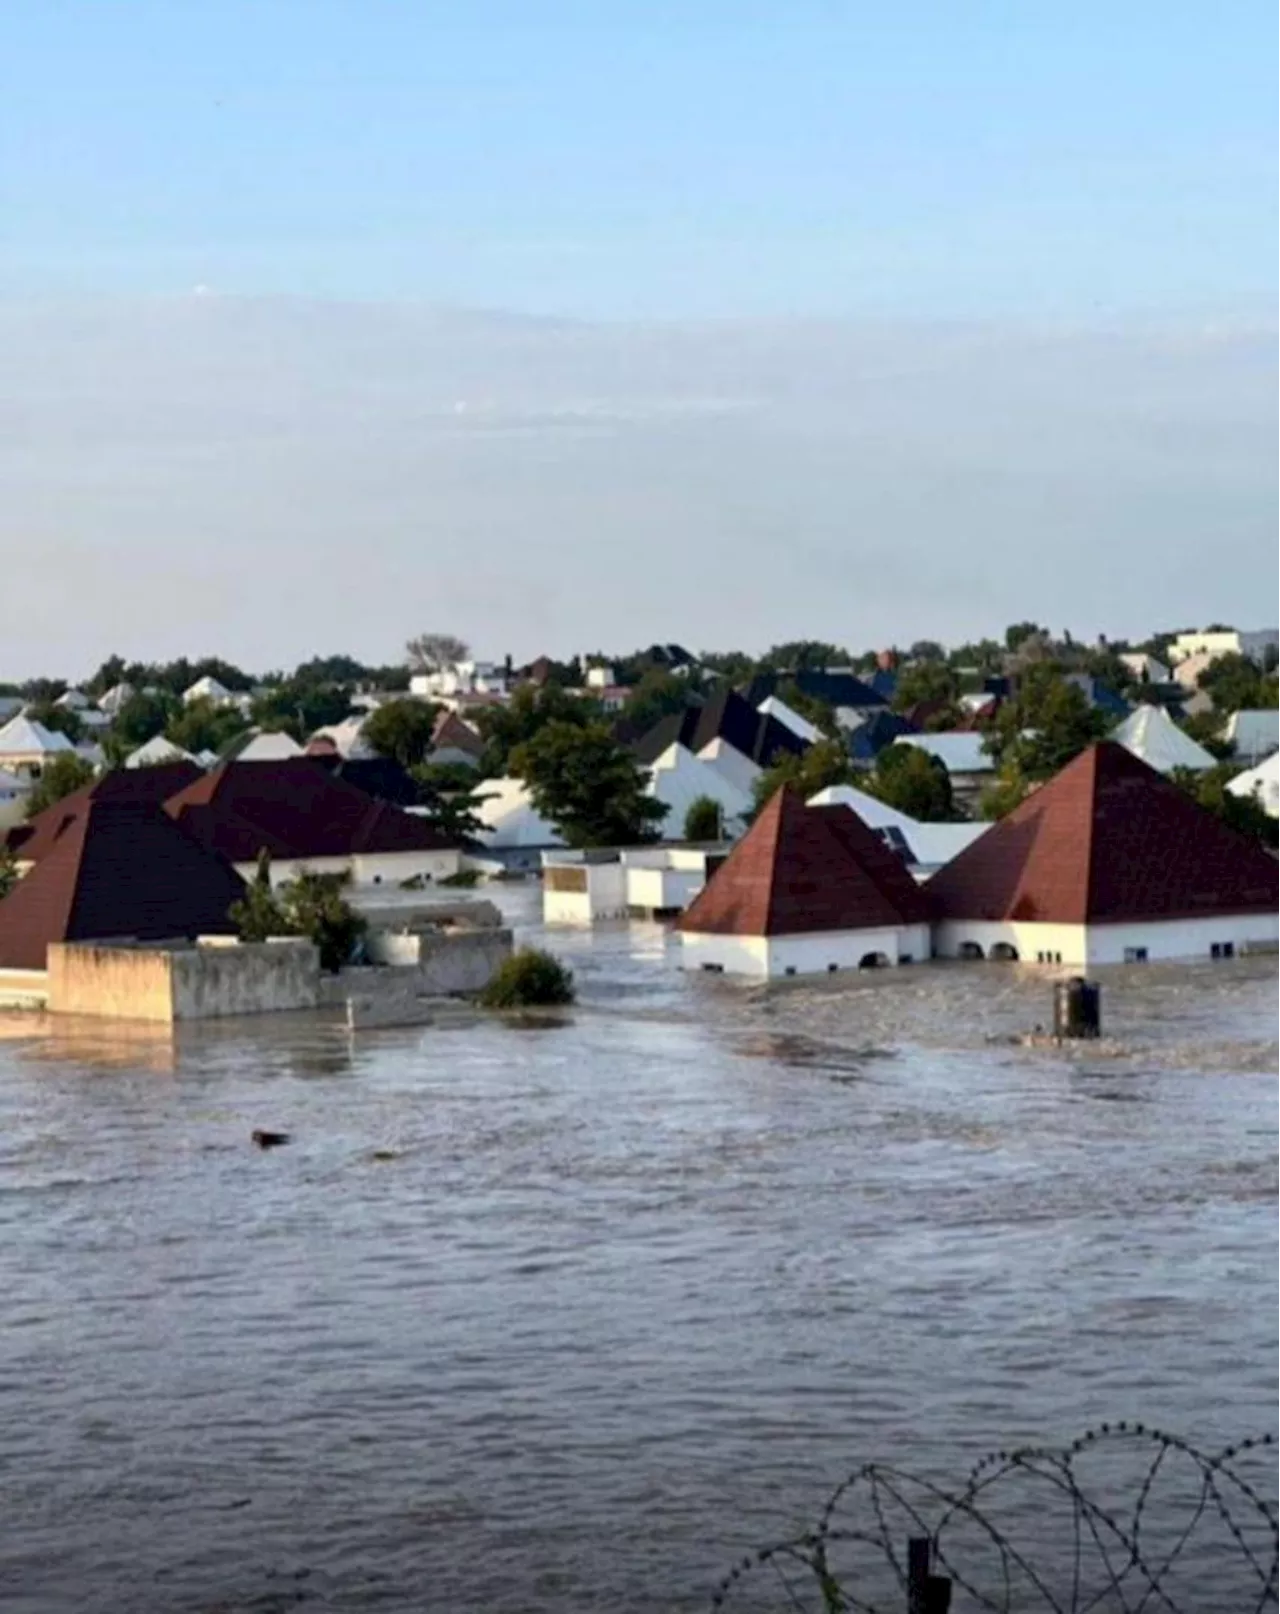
[907,1537,952,1613]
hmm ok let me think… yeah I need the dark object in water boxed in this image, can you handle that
[1054,977,1101,1040]
[251,1129,291,1149]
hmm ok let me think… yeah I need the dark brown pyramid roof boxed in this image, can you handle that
[928,741,1279,925]
[6,761,204,863]
[0,801,246,970]
[163,758,459,861]
[677,786,932,937]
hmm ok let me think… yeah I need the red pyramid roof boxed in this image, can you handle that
[677,787,932,937]
[6,760,204,864]
[0,800,246,970]
[928,741,1278,925]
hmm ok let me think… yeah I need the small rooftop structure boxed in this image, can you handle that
[1227,752,1280,819]
[1111,704,1216,774]
[806,783,988,875]
[182,675,233,705]
[222,728,305,763]
[0,714,76,766]
[125,734,197,769]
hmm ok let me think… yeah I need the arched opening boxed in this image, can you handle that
[990,942,1020,962]
[958,941,985,961]
[858,951,890,970]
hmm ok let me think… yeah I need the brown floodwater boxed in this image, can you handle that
[0,889,1275,1611]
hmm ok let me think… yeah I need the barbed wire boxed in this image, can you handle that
[712,1422,1278,1612]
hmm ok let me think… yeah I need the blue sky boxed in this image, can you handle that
[5,0,1275,318]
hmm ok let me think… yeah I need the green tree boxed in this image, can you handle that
[405,632,470,673]
[1170,764,1278,848]
[24,702,84,743]
[0,845,20,900]
[1197,653,1270,713]
[1180,709,1234,762]
[409,761,492,840]
[776,680,840,737]
[86,655,129,697]
[890,661,960,714]
[479,948,575,1008]
[758,640,848,672]
[166,698,250,757]
[864,744,956,820]
[360,698,441,770]
[978,767,1031,821]
[230,857,367,972]
[986,665,1108,780]
[112,690,177,749]
[618,670,691,736]
[512,720,668,847]
[250,681,355,741]
[682,795,724,841]
[1004,621,1047,653]
[750,737,856,814]
[697,649,757,683]
[476,684,598,776]
[25,754,95,817]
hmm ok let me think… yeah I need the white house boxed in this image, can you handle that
[805,783,989,876]
[542,845,724,925]
[645,742,754,840]
[55,688,91,711]
[1118,652,1171,685]
[1167,628,1278,667]
[1227,752,1280,819]
[471,777,565,872]
[676,787,934,978]
[307,715,374,759]
[125,735,198,769]
[1111,704,1216,773]
[929,742,1277,966]
[0,767,33,830]
[756,695,823,745]
[0,714,76,777]
[696,736,763,797]
[225,729,306,762]
[410,660,509,701]
[1223,710,1279,764]
[182,675,234,706]
[96,682,136,716]
[891,732,994,807]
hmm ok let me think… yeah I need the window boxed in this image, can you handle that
[1210,942,1235,961]
[784,966,797,977]
[1124,947,1148,963]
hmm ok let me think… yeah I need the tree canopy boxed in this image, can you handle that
[682,795,724,842]
[750,737,856,813]
[618,670,693,737]
[165,698,250,758]
[512,720,667,847]
[361,699,442,770]
[985,664,1109,781]
[1196,653,1279,714]
[25,754,95,818]
[475,684,599,776]
[1170,764,1278,847]
[405,633,470,673]
[863,744,956,820]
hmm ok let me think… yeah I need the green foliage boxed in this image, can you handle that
[1180,709,1235,762]
[479,947,575,1008]
[750,737,856,814]
[698,649,757,683]
[776,680,840,737]
[25,754,95,817]
[166,697,250,757]
[907,639,946,663]
[476,683,599,776]
[986,665,1109,780]
[978,768,1031,821]
[1004,621,1047,653]
[758,640,849,672]
[947,638,1004,673]
[0,845,20,900]
[112,690,176,748]
[86,656,129,697]
[619,670,692,736]
[513,720,668,847]
[250,681,355,741]
[437,868,482,887]
[405,632,470,673]
[1170,764,1278,847]
[24,702,84,743]
[362,698,441,770]
[1197,653,1277,714]
[409,761,492,840]
[863,744,956,820]
[231,859,367,972]
[682,795,724,842]
[890,661,960,714]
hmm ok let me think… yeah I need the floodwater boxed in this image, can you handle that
[0,889,1275,1612]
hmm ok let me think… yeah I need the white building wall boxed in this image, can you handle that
[233,849,459,891]
[625,865,705,914]
[543,861,628,925]
[681,922,930,977]
[934,913,1278,966]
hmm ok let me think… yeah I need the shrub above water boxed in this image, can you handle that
[479,948,575,1008]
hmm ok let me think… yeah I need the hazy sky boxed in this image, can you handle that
[2,2,1276,677]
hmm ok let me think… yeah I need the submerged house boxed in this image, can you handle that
[676,787,933,977]
[929,742,1278,966]
[0,801,246,971]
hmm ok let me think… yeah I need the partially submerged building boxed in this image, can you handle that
[676,787,933,977]
[929,742,1278,966]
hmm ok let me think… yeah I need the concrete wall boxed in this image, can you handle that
[46,939,320,1021]
[625,864,705,914]
[362,926,513,988]
[325,928,514,1027]
[169,940,320,1019]
[48,944,177,1021]
[543,861,628,924]
[680,923,929,977]
[933,913,1279,966]
[233,850,460,892]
